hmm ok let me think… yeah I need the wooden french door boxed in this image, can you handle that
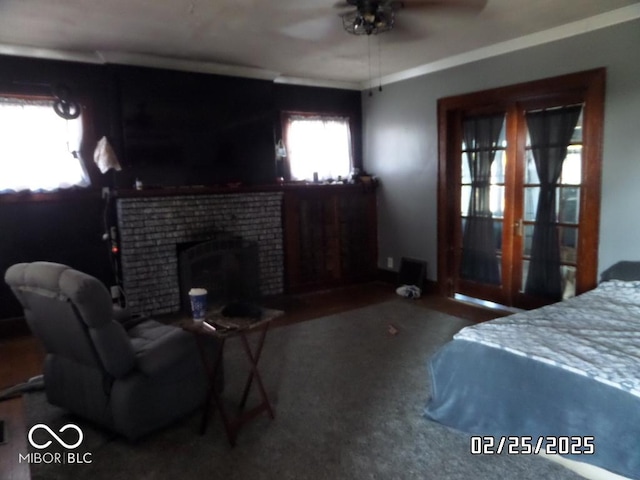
[437,70,605,309]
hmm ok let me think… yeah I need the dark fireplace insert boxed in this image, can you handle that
[177,233,260,313]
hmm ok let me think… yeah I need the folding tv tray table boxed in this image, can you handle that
[181,307,283,446]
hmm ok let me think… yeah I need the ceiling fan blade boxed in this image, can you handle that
[384,0,486,42]
[386,19,427,42]
[281,16,343,41]
[399,0,488,13]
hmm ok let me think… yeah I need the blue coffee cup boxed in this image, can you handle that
[188,288,207,323]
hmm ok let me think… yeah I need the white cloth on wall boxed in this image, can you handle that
[93,136,122,174]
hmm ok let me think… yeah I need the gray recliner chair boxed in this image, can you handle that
[5,261,221,440]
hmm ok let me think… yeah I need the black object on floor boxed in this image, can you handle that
[0,419,6,445]
[398,257,427,292]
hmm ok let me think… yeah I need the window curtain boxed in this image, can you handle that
[460,114,504,285]
[524,105,582,300]
[284,115,352,181]
[0,96,89,192]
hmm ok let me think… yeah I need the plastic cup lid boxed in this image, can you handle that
[188,288,208,296]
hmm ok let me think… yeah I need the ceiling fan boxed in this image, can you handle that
[334,0,488,36]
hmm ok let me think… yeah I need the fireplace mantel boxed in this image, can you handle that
[113,182,371,199]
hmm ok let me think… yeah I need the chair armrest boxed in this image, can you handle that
[134,328,200,376]
[90,323,137,378]
[113,305,131,323]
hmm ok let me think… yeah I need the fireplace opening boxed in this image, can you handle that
[177,233,260,313]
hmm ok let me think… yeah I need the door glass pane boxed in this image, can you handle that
[461,153,471,184]
[561,265,577,299]
[491,150,506,183]
[490,185,505,218]
[560,227,578,263]
[461,185,471,216]
[493,220,503,253]
[561,146,582,184]
[524,187,539,221]
[521,259,529,293]
[570,109,583,143]
[558,187,580,224]
[525,150,539,184]
[523,224,535,257]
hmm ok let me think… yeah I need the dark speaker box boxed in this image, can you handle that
[398,258,427,291]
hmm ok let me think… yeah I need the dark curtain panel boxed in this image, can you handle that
[524,105,582,300]
[460,114,504,285]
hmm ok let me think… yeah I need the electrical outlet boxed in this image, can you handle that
[101,187,110,199]
[110,286,120,301]
[387,257,393,269]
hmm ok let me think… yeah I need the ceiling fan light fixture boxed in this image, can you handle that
[342,8,395,35]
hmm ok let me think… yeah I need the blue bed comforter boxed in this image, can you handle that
[425,281,640,479]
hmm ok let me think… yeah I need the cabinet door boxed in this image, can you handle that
[298,192,339,285]
[283,190,334,291]
[283,187,377,293]
[339,193,377,281]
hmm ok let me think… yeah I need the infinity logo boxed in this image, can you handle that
[28,424,84,450]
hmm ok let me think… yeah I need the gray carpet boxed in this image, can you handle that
[24,300,583,480]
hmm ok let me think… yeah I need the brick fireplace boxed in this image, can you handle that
[116,191,284,315]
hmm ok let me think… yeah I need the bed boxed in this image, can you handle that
[424,263,640,480]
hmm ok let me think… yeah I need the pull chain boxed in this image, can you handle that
[368,35,373,97]
[378,35,383,92]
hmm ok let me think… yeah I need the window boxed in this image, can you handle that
[283,113,352,182]
[0,96,89,193]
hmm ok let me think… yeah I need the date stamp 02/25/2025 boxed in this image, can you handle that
[470,436,595,456]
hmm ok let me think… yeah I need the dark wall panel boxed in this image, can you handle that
[1,197,114,319]
[0,54,362,322]
[115,66,278,188]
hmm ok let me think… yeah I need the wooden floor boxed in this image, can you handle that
[0,281,508,480]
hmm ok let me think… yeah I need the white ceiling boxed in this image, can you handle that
[0,0,639,90]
